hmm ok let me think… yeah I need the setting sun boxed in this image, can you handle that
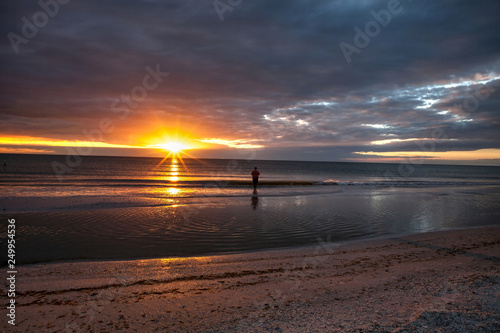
[139,127,205,157]
[160,142,188,153]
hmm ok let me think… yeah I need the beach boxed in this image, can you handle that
[5,226,499,332]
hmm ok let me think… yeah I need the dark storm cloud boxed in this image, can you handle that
[0,0,499,161]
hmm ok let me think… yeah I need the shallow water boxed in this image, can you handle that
[2,185,499,265]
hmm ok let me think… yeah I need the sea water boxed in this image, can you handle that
[1,154,499,264]
[1,154,499,197]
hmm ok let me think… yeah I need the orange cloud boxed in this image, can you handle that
[0,147,55,154]
[354,148,500,160]
[0,136,142,149]
[199,138,264,149]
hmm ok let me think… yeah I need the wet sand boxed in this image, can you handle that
[5,226,499,332]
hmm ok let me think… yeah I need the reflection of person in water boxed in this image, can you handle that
[251,196,259,210]
[251,167,260,192]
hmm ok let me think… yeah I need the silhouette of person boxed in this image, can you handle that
[251,167,260,192]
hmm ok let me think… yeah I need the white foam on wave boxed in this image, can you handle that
[314,179,500,187]
[315,179,340,185]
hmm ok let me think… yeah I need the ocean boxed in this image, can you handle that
[1,153,499,264]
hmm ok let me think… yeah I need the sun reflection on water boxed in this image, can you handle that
[169,158,179,182]
[168,187,181,195]
[149,156,203,198]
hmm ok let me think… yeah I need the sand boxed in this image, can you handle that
[4,226,499,332]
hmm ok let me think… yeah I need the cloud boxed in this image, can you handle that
[354,148,500,162]
[199,138,264,149]
[0,147,54,154]
[0,0,499,164]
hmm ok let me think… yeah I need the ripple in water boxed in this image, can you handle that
[3,186,500,264]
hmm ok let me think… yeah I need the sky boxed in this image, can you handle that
[1,0,500,165]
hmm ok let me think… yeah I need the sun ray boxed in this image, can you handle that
[153,143,193,172]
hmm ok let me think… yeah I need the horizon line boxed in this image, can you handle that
[1,151,499,168]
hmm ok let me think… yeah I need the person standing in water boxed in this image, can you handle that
[251,167,260,192]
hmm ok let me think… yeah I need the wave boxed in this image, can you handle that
[316,179,500,187]
[2,178,500,189]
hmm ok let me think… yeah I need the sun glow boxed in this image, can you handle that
[140,127,203,156]
[149,140,193,171]
[140,128,200,171]
[158,142,188,153]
